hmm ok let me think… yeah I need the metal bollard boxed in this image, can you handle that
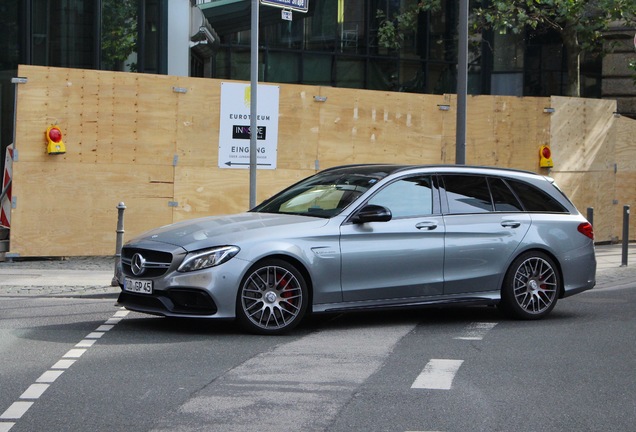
[621,205,629,267]
[112,202,127,286]
[586,207,593,228]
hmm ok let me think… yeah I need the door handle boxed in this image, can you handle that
[416,222,438,230]
[501,221,521,228]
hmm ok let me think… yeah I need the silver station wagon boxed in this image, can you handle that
[117,165,596,334]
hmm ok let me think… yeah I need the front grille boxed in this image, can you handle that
[121,247,173,278]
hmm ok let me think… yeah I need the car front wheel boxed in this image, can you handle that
[236,259,308,335]
[501,251,560,319]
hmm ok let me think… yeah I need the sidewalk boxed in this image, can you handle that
[0,244,634,297]
[0,256,120,297]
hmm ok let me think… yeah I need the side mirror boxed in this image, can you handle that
[351,204,392,224]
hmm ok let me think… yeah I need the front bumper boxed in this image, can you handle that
[117,288,218,317]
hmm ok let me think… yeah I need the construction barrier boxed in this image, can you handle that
[0,144,13,228]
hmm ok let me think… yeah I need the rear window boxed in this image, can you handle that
[506,179,568,213]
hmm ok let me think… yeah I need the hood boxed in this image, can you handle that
[129,212,329,251]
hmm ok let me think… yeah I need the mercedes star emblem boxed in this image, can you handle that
[131,253,146,276]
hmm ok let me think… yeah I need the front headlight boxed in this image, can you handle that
[178,246,240,272]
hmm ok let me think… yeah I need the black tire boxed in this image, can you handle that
[500,251,560,320]
[236,259,308,335]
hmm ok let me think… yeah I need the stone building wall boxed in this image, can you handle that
[603,23,636,119]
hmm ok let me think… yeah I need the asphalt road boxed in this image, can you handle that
[1,278,635,432]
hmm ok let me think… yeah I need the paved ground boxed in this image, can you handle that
[0,243,634,297]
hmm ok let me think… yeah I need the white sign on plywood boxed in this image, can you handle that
[218,82,280,169]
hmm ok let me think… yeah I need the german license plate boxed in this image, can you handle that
[124,277,153,294]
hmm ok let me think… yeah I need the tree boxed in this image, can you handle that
[378,0,636,97]
[101,0,137,71]
[473,0,636,97]
[376,1,441,50]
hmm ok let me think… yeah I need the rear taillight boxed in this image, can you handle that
[578,222,594,240]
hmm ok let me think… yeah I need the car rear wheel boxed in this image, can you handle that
[501,251,560,319]
[236,259,308,335]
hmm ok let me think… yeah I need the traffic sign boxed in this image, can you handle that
[260,0,308,13]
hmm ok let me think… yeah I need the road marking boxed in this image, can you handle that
[62,348,87,359]
[20,384,49,400]
[76,339,97,348]
[0,308,128,431]
[51,359,76,369]
[86,331,105,339]
[411,359,464,390]
[454,322,498,340]
[0,402,33,420]
[36,370,64,383]
[157,323,417,431]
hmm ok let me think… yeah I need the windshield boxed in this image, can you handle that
[252,171,384,218]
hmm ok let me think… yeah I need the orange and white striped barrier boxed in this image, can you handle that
[1,144,13,228]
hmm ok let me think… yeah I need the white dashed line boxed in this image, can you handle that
[0,402,33,420]
[0,423,15,432]
[454,322,498,340]
[76,339,97,348]
[0,308,128,431]
[20,384,49,400]
[85,332,105,339]
[36,370,64,383]
[62,348,87,359]
[51,359,76,370]
[411,359,464,390]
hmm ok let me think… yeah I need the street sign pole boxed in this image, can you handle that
[249,0,259,208]
[455,0,468,165]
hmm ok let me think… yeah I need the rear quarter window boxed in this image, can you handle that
[506,179,568,213]
[443,175,493,213]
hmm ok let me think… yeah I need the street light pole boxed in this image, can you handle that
[456,0,468,165]
[249,0,259,208]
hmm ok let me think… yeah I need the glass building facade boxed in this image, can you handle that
[205,0,600,97]
[209,1,477,94]
[0,0,163,172]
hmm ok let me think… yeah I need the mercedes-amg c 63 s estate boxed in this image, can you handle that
[117,165,596,334]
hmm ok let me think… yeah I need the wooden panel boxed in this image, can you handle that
[615,116,636,172]
[174,76,220,168]
[173,167,315,221]
[9,65,636,256]
[550,96,617,172]
[277,85,321,171]
[10,161,174,256]
[551,171,616,242]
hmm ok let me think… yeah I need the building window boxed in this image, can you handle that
[31,0,98,69]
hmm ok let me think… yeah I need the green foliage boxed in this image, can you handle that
[376,1,441,50]
[473,0,636,53]
[101,0,138,71]
[474,0,636,95]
